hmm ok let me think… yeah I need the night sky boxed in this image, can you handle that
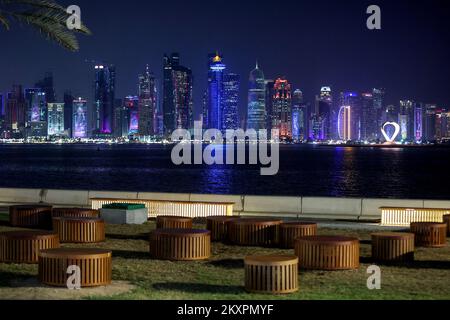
[1,0,449,119]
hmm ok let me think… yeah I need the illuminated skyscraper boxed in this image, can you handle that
[272,78,292,139]
[423,104,437,141]
[138,65,157,136]
[338,106,352,140]
[247,62,266,131]
[123,96,139,136]
[339,92,361,141]
[207,52,226,130]
[35,72,56,104]
[47,103,65,136]
[313,87,333,140]
[0,93,4,116]
[24,88,46,124]
[93,64,115,136]
[63,91,74,136]
[5,85,26,137]
[399,100,414,141]
[72,97,88,138]
[414,103,423,141]
[222,73,240,130]
[291,89,307,141]
[265,80,275,132]
[361,92,378,141]
[373,88,385,138]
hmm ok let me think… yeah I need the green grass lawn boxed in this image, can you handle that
[0,221,449,300]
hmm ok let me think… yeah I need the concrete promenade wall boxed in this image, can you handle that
[0,187,448,220]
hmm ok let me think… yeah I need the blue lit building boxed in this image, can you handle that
[73,97,88,138]
[47,103,65,136]
[291,89,307,141]
[222,73,240,130]
[24,88,47,137]
[207,52,226,130]
[247,63,266,131]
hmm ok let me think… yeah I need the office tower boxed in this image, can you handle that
[201,89,208,128]
[435,108,449,140]
[5,85,26,137]
[222,73,240,130]
[291,89,307,141]
[138,65,157,136]
[247,62,266,131]
[0,93,4,116]
[361,92,378,141]
[383,104,399,140]
[206,52,227,131]
[47,103,65,136]
[113,98,123,138]
[272,78,292,139]
[123,96,139,136]
[63,91,74,136]
[338,106,352,141]
[414,103,423,141]
[24,88,46,125]
[163,53,193,135]
[309,114,326,141]
[313,87,333,140]
[265,80,275,132]
[93,64,116,136]
[398,100,414,141]
[35,72,56,103]
[372,88,385,137]
[72,97,88,138]
[339,92,361,141]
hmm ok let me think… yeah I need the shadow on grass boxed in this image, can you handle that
[0,271,32,287]
[106,233,149,240]
[360,256,450,269]
[152,282,244,294]
[208,259,244,269]
[111,249,150,260]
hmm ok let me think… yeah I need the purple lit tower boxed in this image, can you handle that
[93,64,115,135]
[73,97,88,138]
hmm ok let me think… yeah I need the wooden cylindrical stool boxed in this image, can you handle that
[410,222,447,248]
[443,215,450,236]
[150,229,211,261]
[52,217,105,243]
[228,218,283,247]
[279,222,317,249]
[9,204,53,229]
[38,248,112,287]
[156,216,193,229]
[52,207,99,218]
[371,232,415,262]
[244,255,298,294]
[295,236,360,270]
[0,231,60,264]
[206,216,240,241]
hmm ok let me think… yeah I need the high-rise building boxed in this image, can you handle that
[423,104,437,141]
[247,63,266,131]
[207,52,226,130]
[5,85,26,137]
[265,80,275,132]
[272,78,292,139]
[123,96,139,136]
[93,64,115,136]
[372,88,385,137]
[0,93,4,116]
[24,88,46,125]
[399,100,414,141]
[35,72,56,103]
[201,89,209,129]
[63,91,74,136]
[338,105,352,141]
[163,53,193,135]
[435,108,449,140]
[138,65,157,136]
[414,103,423,141]
[47,103,65,136]
[291,89,307,141]
[361,92,378,141]
[72,97,88,139]
[222,73,240,130]
[339,92,361,141]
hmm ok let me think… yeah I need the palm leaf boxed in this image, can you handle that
[0,13,10,30]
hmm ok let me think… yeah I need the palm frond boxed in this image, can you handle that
[0,13,10,30]
[0,0,65,11]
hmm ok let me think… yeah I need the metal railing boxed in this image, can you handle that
[381,207,450,226]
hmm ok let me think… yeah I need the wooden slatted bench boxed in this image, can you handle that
[156,216,193,229]
[149,229,211,261]
[206,216,240,241]
[0,231,60,264]
[371,232,415,262]
[38,248,112,287]
[9,204,53,229]
[279,222,317,249]
[443,214,450,236]
[228,218,283,247]
[52,217,105,243]
[52,207,99,218]
[91,198,234,218]
[410,222,447,248]
[381,207,450,226]
[295,236,360,270]
[244,255,299,294]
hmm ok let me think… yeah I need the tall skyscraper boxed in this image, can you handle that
[414,102,423,141]
[222,73,240,130]
[338,105,352,141]
[361,92,377,141]
[24,88,46,125]
[35,72,56,103]
[399,100,414,141]
[313,87,333,140]
[423,104,437,141]
[373,88,385,137]
[138,65,157,136]
[247,62,266,131]
[72,97,88,139]
[63,91,74,136]
[272,78,292,139]
[163,53,193,135]
[47,103,65,136]
[5,85,26,137]
[93,64,115,136]
[339,92,361,141]
[206,52,226,130]
[291,89,307,141]
[0,93,4,116]
[265,80,275,132]
[123,96,139,136]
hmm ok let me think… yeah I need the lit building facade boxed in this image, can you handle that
[291,89,307,141]
[399,100,414,141]
[24,88,47,138]
[222,73,240,130]
[93,64,116,136]
[265,80,275,132]
[138,65,157,136]
[47,103,65,136]
[72,97,88,138]
[314,87,333,140]
[338,105,352,140]
[207,52,226,130]
[247,63,266,131]
[414,103,423,141]
[5,85,26,138]
[361,92,378,141]
[272,78,292,139]
[339,92,361,141]
[122,96,139,136]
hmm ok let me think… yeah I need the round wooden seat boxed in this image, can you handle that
[410,222,447,248]
[38,248,112,287]
[52,207,99,218]
[279,222,317,249]
[228,218,283,247]
[9,204,53,229]
[244,255,298,294]
[294,236,360,270]
[52,217,105,243]
[206,216,240,241]
[0,231,60,264]
[149,229,211,261]
[371,232,415,262]
[156,216,193,229]
[443,215,450,236]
